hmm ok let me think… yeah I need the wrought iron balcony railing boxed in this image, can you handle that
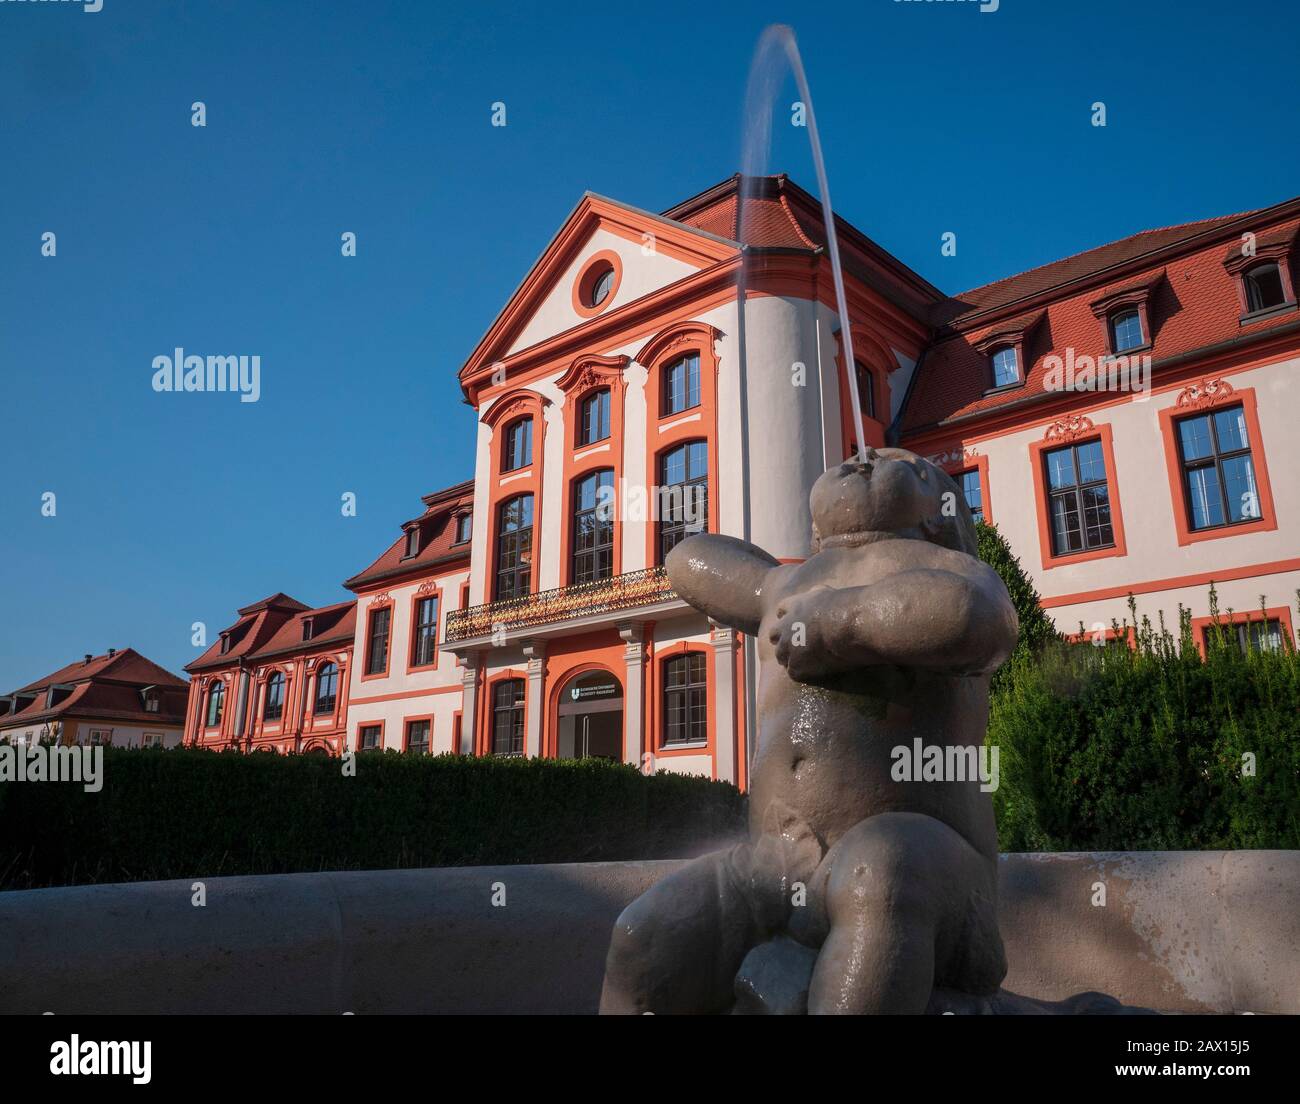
[444,566,678,643]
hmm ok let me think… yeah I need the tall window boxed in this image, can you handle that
[454,513,472,544]
[658,441,709,562]
[854,360,876,419]
[579,388,611,445]
[663,353,701,415]
[503,417,533,471]
[314,662,338,715]
[403,527,420,558]
[358,723,382,751]
[662,653,707,746]
[1244,263,1286,313]
[262,672,284,722]
[572,469,615,584]
[1110,309,1144,353]
[492,679,525,756]
[991,346,1019,388]
[364,606,391,676]
[496,494,534,599]
[405,719,431,755]
[1044,440,1115,556]
[958,469,984,524]
[205,681,225,727]
[411,595,439,667]
[1177,405,1260,531]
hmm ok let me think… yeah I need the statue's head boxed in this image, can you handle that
[809,447,979,557]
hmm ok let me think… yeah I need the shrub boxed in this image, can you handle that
[988,594,1300,852]
[0,751,746,890]
[975,520,1059,689]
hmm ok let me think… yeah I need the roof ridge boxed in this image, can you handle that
[952,208,1257,304]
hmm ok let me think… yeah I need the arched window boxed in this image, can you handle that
[853,360,877,420]
[991,346,1019,388]
[1244,263,1286,313]
[205,680,225,727]
[588,265,615,308]
[1110,309,1145,353]
[572,468,615,584]
[492,679,525,757]
[662,353,701,415]
[503,417,533,472]
[314,662,338,715]
[658,441,708,562]
[496,494,534,600]
[662,652,707,746]
[262,672,284,722]
[578,388,611,445]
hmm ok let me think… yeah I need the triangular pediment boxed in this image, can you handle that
[460,193,737,389]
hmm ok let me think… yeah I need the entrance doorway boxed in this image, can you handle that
[556,671,622,762]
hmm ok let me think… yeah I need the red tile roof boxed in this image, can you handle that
[2,648,188,729]
[345,479,474,591]
[900,203,1300,435]
[186,597,357,672]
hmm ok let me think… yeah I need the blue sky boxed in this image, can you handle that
[2,0,1295,687]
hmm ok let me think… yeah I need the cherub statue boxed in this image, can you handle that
[600,448,1019,1014]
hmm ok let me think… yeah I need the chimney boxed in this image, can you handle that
[107,648,116,657]
[84,654,92,664]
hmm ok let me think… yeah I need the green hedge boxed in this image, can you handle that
[0,751,746,890]
[989,597,1300,852]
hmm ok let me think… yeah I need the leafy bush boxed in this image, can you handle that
[0,751,746,890]
[988,593,1300,852]
[975,520,1060,689]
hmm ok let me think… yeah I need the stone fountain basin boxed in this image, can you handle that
[0,850,1295,1014]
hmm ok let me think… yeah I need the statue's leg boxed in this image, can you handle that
[600,846,755,1014]
[807,812,1003,1015]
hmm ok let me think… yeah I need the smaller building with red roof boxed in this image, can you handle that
[1,648,188,749]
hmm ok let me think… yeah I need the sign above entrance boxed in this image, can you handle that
[570,682,619,702]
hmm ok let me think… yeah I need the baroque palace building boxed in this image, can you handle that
[185,175,1300,785]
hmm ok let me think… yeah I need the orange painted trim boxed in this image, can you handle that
[401,711,435,754]
[639,322,722,568]
[833,326,895,457]
[557,354,629,585]
[1039,556,1300,609]
[940,452,993,527]
[1028,421,1128,571]
[571,249,623,319]
[348,684,463,707]
[651,642,714,761]
[355,717,385,752]
[483,389,548,602]
[1156,382,1278,547]
[406,585,442,673]
[1189,605,1295,659]
[360,597,394,682]
[451,710,462,756]
[480,668,528,756]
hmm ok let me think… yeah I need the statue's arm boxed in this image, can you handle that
[772,564,1018,679]
[665,534,780,636]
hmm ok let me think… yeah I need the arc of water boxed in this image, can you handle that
[739,24,868,462]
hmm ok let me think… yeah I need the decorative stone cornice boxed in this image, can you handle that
[1043,414,1096,443]
[1175,377,1235,410]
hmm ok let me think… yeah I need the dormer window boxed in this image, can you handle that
[1110,309,1145,354]
[219,632,231,655]
[991,346,1019,388]
[1223,229,1296,322]
[1243,263,1286,313]
[301,617,314,642]
[454,513,472,545]
[403,526,420,559]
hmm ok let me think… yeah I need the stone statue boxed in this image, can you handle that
[600,448,1018,1014]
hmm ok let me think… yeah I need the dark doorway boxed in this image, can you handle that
[556,671,622,761]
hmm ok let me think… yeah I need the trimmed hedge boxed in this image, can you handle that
[0,750,746,890]
[989,596,1300,852]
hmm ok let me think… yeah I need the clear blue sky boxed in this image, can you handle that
[2,0,1295,687]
